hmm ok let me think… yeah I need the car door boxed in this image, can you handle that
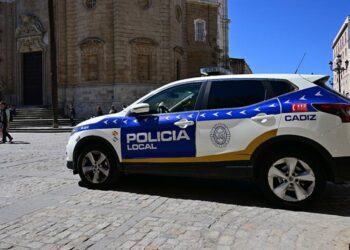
[195,79,281,163]
[121,81,204,162]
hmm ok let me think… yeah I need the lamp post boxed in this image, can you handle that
[329,54,349,93]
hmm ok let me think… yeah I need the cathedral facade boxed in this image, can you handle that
[0,0,229,117]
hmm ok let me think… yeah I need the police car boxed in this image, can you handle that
[66,74,350,207]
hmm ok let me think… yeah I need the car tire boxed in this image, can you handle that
[77,143,120,189]
[257,149,326,208]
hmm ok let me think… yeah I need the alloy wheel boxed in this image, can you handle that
[81,151,110,184]
[267,157,316,202]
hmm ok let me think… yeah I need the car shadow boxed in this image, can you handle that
[81,175,350,217]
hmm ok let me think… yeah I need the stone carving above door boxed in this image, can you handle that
[16,14,46,53]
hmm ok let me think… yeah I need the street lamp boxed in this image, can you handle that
[329,54,349,93]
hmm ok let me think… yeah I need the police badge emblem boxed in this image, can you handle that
[210,123,231,148]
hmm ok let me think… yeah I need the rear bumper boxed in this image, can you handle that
[333,157,350,182]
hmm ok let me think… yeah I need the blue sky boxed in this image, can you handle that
[229,0,350,76]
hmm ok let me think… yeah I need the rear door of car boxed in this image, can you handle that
[195,79,282,164]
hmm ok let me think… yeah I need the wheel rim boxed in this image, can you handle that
[267,157,316,202]
[82,151,110,184]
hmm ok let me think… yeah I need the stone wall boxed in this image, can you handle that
[1,0,223,114]
[186,1,218,78]
[58,83,159,118]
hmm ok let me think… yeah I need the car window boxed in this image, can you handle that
[143,82,202,114]
[268,80,296,98]
[207,80,267,109]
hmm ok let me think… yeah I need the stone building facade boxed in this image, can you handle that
[332,16,350,96]
[0,0,228,117]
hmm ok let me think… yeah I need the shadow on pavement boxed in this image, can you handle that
[94,175,350,217]
[0,141,31,145]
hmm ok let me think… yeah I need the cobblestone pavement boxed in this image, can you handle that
[0,133,349,249]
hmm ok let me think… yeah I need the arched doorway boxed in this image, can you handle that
[16,14,47,106]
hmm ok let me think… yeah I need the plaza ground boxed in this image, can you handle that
[0,133,349,249]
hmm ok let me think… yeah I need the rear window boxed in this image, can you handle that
[314,77,350,101]
[268,80,297,98]
[207,80,267,109]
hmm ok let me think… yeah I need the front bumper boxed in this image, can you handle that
[66,161,78,174]
[67,161,74,170]
[333,157,350,182]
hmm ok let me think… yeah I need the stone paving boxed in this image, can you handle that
[0,133,349,249]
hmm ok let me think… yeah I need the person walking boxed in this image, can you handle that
[0,102,13,143]
[96,105,103,117]
[69,104,76,126]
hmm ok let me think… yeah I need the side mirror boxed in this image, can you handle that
[130,103,150,115]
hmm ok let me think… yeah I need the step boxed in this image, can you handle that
[10,127,73,133]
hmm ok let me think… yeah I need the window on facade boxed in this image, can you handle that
[80,38,104,82]
[144,82,202,114]
[207,80,267,109]
[84,0,96,9]
[130,38,157,83]
[194,19,206,42]
[137,54,151,81]
[175,5,182,23]
[85,55,98,81]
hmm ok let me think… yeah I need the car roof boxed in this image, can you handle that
[125,74,328,112]
[175,74,328,84]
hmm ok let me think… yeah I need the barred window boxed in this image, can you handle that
[84,0,96,9]
[194,19,206,42]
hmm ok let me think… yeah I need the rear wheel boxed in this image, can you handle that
[258,150,326,208]
[77,144,119,189]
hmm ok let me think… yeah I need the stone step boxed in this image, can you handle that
[8,107,77,132]
[9,127,73,133]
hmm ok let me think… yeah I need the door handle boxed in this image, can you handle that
[174,119,194,128]
[251,114,275,124]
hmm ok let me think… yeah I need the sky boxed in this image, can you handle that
[229,0,350,77]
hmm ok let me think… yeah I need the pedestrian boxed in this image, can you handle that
[109,105,117,114]
[69,104,76,126]
[0,101,13,143]
[0,107,2,140]
[96,105,103,117]
[8,104,14,122]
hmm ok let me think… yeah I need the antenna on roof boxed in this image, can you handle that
[294,53,307,74]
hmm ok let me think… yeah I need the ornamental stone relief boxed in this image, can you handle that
[80,38,105,55]
[16,14,46,53]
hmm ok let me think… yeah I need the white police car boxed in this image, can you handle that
[66,74,350,207]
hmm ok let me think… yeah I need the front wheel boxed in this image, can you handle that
[258,150,326,208]
[77,144,120,189]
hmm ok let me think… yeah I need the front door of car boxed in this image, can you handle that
[121,82,203,162]
[195,79,281,163]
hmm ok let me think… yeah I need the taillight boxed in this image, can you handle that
[313,104,350,123]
